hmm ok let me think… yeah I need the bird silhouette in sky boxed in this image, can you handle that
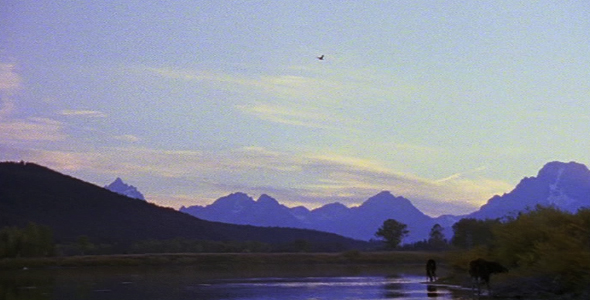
[317,55,325,60]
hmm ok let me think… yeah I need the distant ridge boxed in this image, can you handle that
[0,161,365,250]
[182,191,447,243]
[5,160,590,246]
[182,161,590,243]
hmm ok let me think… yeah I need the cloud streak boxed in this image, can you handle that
[143,65,355,129]
[0,62,21,118]
[435,166,488,183]
[59,110,108,118]
[0,61,512,215]
[0,62,21,92]
[113,134,141,143]
[0,118,67,142]
[237,103,340,129]
[0,61,68,142]
[2,144,512,216]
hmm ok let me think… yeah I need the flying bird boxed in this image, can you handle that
[317,55,324,60]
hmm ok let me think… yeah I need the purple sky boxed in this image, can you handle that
[2,1,590,216]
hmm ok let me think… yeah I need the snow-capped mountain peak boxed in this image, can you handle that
[470,161,590,219]
[105,178,146,201]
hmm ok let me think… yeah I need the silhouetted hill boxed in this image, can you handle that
[0,162,365,250]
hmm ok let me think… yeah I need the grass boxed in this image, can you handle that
[0,251,447,270]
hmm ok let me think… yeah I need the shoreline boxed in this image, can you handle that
[0,251,446,270]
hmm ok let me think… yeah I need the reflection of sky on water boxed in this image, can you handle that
[188,275,458,300]
[2,268,470,300]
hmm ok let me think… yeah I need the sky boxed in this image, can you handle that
[2,1,590,216]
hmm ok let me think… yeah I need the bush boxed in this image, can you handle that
[492,206,590,292]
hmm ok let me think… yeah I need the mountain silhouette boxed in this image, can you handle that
[181,193,302,228]
[468,161,590,219]
[0,161,365,250]
[182,161,590,243]
[5,160,590,246]
[105,177,146,201]
[182,191,443,243]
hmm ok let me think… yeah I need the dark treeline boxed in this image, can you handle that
[0,223,55,258]
[59,237,350,256]
[0,222,354,257]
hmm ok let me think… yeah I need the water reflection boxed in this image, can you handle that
[383,275,405,298]
[0,266,468,300]
[189,275,461,299]
[381,276,458,299]
[427,285,438,297]
[0,269,55,300]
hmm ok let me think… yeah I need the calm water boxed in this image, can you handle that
[0,265,471,300]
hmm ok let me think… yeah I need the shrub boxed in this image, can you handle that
[492,206,590,293]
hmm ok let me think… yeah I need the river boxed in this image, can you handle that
[1,265,473,299]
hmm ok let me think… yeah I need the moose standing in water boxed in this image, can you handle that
[426,259,437,282]
[469,258,508,295]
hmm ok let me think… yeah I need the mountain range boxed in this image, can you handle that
[181,161,590,243]
[4,160,590,246]
[0,161,364,250]
[181,191,445,243]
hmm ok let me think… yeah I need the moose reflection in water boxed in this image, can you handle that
[426,259,437,282]
[382,274,458,299]
[426,285,439,298]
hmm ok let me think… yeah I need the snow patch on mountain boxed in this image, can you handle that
[470,161,590,219]
[104,178,146,201]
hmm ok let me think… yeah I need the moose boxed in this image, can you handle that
[469,258,508,295]
[426,259,437,282]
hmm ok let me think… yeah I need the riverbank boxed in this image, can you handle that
[0,251,447,270]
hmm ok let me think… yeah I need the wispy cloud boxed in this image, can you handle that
[146,67,223,82]
[237,103,339,129]
[0,118,67,142]
[59,110,108,118]
[113,134,141,143]
[143,65,354,129]
[0,62,21,92]
[144,67,264,89]
[3,145,511,216]
[0,61,68,142]
[435,166,488,183]
[144,66,336,100]
[0,62,22,118]
[220,148,511,215]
